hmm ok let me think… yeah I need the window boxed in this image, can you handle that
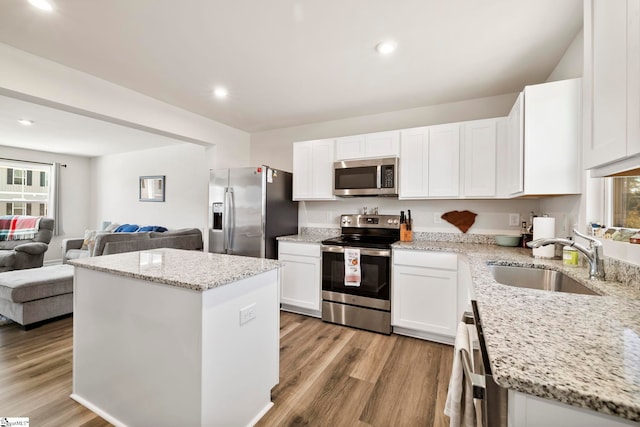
[612,176,640,228]
[1,162,52,219]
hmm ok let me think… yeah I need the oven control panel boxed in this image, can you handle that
[340,214,400,229]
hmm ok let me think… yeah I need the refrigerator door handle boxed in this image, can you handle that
[223,187,230,252]
[227,187,235,252]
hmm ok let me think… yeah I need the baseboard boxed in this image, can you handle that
[70,393,128,427]
[246,402,274,427]
[280,304,321,318]
[392,326,455,346]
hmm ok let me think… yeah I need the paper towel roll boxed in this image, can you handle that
[532,217,555,258]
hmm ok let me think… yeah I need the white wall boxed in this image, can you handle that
[0,145,91,263]
[91,144,209,232]
[250,93,518,172]
[546,29,584,82]
[300,198,540,235]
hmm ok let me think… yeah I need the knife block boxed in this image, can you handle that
[400,222,413,242]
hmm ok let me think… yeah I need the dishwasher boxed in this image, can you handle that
[459,301,508,427]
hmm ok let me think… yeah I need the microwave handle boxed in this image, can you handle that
[376,165,381,189]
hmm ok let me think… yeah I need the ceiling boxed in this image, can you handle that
[0,0,583,156]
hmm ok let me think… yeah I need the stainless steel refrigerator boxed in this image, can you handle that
[208,166,298,259]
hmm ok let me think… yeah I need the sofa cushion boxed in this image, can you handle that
[0,251,15,267]
[0,264,74,303]
[65,249,90,262]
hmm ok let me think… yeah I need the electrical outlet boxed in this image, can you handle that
[239,303,256,325]
[433,213,443,224]
[509,213,520,226]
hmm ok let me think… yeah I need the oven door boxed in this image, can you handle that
[321,245,390,304]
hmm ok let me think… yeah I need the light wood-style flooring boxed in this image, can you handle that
[0,312,453,426]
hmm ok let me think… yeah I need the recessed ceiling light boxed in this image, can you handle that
[17,119,34,126]
[213,87,229,99]
[375,41,397,55]
[27,0,53,12]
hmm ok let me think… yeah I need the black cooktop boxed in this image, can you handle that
[321,235,398,250]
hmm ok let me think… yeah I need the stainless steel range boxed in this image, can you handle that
[320,214,400,334]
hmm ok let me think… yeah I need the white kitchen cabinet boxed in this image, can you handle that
[584,0,640,175]
[392,250,458,344]
[292,139,335,200]
[508,390,637,427]
[399,124,460,199]
[278,241,321,317]
[399,127,429,198]
[428,123,460,197]
[505,93,524,195]
[503,79,581,196]
[462,118,506,198]
[335,131,400,160]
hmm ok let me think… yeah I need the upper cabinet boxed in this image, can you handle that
[335,131,400,160]
[584,0,640,174]
[461,118,506,198]
[503,78,582,196]
[399,124,460,199]
[292,139,335,201]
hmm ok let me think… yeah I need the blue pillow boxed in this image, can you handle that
[114,224,139,232]
[138,226,168,232]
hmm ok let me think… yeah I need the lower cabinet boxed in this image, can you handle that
[278,241,321,318]
[508,390,636,427]
[392,250,458,344]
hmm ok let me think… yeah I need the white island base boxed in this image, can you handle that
[71,264,279,427]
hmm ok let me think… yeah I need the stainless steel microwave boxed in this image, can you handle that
[333,157,398,196]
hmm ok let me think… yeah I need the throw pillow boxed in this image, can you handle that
[138,226,168,232]
[104,222,120,232]
[81,229,97,250]
[114,224,139,233]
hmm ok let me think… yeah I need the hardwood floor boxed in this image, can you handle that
[258,312,453,427]
[0,312,453,427]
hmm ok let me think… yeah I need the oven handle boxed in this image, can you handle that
[462,312,486,399]
[320,245,390,257]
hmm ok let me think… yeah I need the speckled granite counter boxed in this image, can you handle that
[69,248,282,291]
[393,240,640,422]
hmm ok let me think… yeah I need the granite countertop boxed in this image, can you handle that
[277,234,331,244]
[69,248,282,292]
[394,240,640,422]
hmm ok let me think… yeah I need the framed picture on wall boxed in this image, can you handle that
[139,175,165,202]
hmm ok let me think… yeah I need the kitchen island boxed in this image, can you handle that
[69,248,282,427]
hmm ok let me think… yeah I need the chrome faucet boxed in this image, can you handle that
[527,228,606,280]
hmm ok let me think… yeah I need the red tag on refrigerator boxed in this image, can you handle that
[257,167,262,173]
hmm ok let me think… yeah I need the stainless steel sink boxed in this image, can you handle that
[488,265,599,296]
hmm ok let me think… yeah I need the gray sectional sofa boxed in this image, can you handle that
[61,228,203,263]
[0,217,54,272]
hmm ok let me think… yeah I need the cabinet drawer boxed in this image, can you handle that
[278,241,320,258]
[393,250,457,270]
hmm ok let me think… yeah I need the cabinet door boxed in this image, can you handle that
[428,124,460,197]
[462,119,497,197]
[311,140,336,199]
[399,127,429,198]
[506,93,524,195]
[279,252,321,314]
[392,265,457,337]
[524,79,581,195]
[335,135,365,160]
[364,131,400,158]
[584,0,629,167]
[628,0,640,157]
[293,141,313,200]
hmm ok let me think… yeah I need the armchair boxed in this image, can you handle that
[0,217,54,272]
